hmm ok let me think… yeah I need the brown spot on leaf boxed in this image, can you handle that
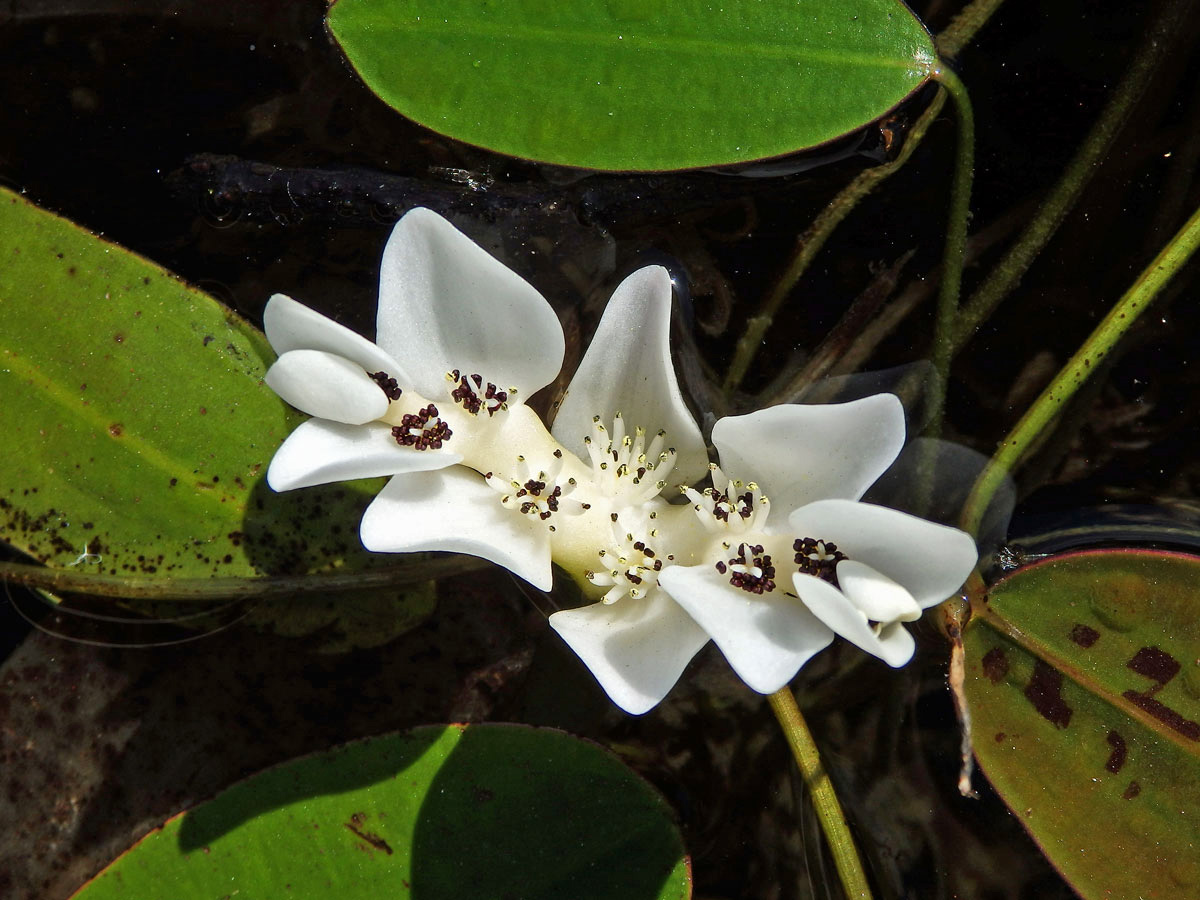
[1025,660,1072,728]
[1122,690,1200,740]
[1127,646,1181,687]
[1105,730,1127,772]
[1122,781,1141,800]
[1069,624,1100,648]
[994,732,1006,742]
[113,332,125,343]
[344,812,392,855]
[107,423,123,438]
[982,647,1009,683]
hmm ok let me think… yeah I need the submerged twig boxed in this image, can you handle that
[0,555,488,600]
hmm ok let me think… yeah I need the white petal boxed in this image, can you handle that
[360,468,552,590]
[265,350,390,424]
[787,499,978,609]
[267,420,461,491]
[263,293,408,380]
[659,565,834,694]
[375,208,564,400]
[711,394,905,512]
[548,590,710,715]
[552,266,707,486]
[792,572,915,667]
[836,560,921,623]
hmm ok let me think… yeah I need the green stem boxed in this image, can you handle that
[768,687,873,899]
[952,0,1189,352]
[936,0,1007,58]
[960,200,1200,536]
[926,66,975,440]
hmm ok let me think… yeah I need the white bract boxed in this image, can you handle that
[263,207,978,715]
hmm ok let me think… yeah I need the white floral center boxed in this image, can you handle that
[792,537,847,586]
[684,464,769,534]
[715,541,777,594]
[368,370,403,401]
[586,512,670,604]
[390,403,452,450]
[485,450,584,532]
[447,368,515,417]
[582,413,678,508]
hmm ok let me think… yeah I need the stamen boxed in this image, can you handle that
[369,370,402,401]
[584,415,678,506]
[448,369,511,417]
[717,542,776,594]
[793,537,848,587]
[488,453,581,527]
[391,404,451,450]
[685,464,769,534]
[586,512,666,605]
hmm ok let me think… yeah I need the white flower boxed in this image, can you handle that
[264,207,564,492]
[265,208,574,590]
[262,210,701,617]
[262,207,979,716]
[544,266,713,715]
[658,397,978,693]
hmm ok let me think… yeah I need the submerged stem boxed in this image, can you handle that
[936,0,1008,58]
[0,555,487,600]
[952,0,1190,351]
[927,66,975,440]
[960,200,1200,537]
[768,687,873,899]
[721,0,1009,398]
[720,91,946,397]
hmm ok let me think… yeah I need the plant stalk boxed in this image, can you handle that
[721,0,1009,397]
[768,687,873,899]
[960,200,1200,537]
[926,66,975,439]
[952,0,1191,352]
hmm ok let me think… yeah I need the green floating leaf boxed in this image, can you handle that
[328,0,937,171]
[0,186,399,582]
[965,549,1200,898]
[72,724,691,900]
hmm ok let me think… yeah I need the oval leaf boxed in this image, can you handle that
[327,0,937,171]
[71,724,691,900]
[0,187,394,580]
[965,549,1200,898]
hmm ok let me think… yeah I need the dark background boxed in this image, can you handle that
[2,1,1199,897]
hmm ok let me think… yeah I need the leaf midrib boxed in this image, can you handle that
[2,347,243,517]
[338,18,934,72]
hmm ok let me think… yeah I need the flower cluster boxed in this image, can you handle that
[264,208,978,714]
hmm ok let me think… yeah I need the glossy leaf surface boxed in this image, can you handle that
[327,0,936,171]
[965,549,1200,898]
[0,187,392,580]
[71,724,691,900]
